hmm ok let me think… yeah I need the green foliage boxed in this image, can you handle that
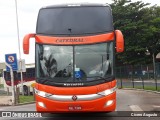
[0,84,4,88]
[110,0,160,65]
[19,95,34,103]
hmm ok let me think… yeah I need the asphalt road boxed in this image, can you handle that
[0,89,160,120]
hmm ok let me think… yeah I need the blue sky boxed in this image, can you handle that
[0,0,159,64]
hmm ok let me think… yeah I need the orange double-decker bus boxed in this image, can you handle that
[23,3,124,112]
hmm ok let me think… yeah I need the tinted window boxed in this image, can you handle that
[36,42,114,84]
[36,6,113,35]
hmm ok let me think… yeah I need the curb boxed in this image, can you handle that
[120,88,160,94]
[0,104,11,106]
[16,101,35,106]
[0,101,35,107]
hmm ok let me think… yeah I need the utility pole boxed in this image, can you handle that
[152,53,156,80]
[15,0,24,95]
[152,53,158,90]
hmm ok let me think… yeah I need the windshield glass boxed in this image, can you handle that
[36,42,114,84]
[36,6,113,35]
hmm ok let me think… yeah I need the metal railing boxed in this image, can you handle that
[116,63,160,91]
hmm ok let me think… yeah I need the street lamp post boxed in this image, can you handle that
[14,0,24,95]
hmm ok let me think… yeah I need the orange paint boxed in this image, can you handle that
[35,32,114,45]
[23,33,35,54]
[35,80,116,112]
[22,4,125,113]
[35,80,115,95]
[115,30,124,52]
[36,92,116,112]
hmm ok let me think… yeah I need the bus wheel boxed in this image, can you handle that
[23,85,28,96]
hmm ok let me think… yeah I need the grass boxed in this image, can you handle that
[19,95,35,103]
[122,86,160,92]
[0,84,4,88]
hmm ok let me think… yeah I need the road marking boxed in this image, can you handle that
[153,105,160,108]
[129,105,143,111]
[134,81,142,83]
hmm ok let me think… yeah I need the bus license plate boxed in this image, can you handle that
[68,106,82,111]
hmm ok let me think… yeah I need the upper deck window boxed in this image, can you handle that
[36,6,113,36]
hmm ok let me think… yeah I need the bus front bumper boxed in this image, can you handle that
[35,92,116,112]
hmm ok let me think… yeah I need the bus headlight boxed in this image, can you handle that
[38,102,46,108]
[35,88,52,98]
[98,86,117,96]
[106,100,114,106]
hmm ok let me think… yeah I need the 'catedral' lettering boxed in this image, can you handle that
[56,38,84,43]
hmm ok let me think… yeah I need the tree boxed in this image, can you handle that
[144,6,160,58]
[110,0,160,65]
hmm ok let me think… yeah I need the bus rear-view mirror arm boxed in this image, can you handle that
[23,33,36,54]
[115,30,124,53]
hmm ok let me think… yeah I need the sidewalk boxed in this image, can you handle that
[0,96,12,106]
[0,87,12,106]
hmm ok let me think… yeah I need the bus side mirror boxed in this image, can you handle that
[115,30,124,53]
[23,34,35,54]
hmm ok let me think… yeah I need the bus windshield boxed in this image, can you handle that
[36,6,113,35]
[36,42,114,85]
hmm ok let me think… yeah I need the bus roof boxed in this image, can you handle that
[41,3,110,9]
[37,3,113,36]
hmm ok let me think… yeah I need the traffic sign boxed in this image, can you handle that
[17,59,26,72]
[5,53,18,72]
